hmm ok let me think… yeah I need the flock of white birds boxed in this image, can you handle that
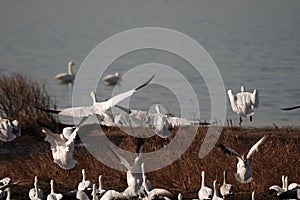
[0,61,299,199]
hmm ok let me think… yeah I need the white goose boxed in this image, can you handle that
[102,72,121,85]
[0,119,21,142]
[220,171,234,198]
[47,179,63,200]
[78,169,93,191]
[219,133,271,183]
[42,117,87,170]
[40,76,154,124]
[212,180,223,200]
[29,176,43,200]
[198,171,213,200]
[55,61,75,83]
[115,104,173,138]
[227,86,259,124]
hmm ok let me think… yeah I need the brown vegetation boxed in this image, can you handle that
[0,73,58,134]
[0,126,299,199]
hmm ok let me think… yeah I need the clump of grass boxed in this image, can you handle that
[0,73,57,134]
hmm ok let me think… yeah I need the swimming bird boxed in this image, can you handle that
[0,119,21,142]
[102,72,121,85]
[39,76,154,125]
[55,61,75,83]
[212,180,223,200]
[47,179,63,200]
[220,171,234,199]
[219,133,271,184]
[78,169,93,191]
[29,176,43,200]
[198,171,213,200]
[281,105,300,111]
[227,86,259,124]
[42,117,87,170]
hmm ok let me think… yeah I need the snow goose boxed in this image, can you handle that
[219,133,271,183]
[102,72,121,85]
[47,179,63,200]
[110,146,143,198]
[269,175,286,196]
[115,104,172,138]
[198,171,213,200]
[220,171,234,198]
[40,76,154,124]
[42,117,87,170]
[227,86,259,124]
[281,105,300,111]
[212,180,223,200]
[55,61,75,83]
[78,169,93,191]
[0,119,20,142]
[29,176,43,200]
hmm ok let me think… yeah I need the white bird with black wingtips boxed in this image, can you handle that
[219,133,271,183]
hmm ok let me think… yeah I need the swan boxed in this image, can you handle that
[251,191,256,200]
[0,119,21,142]
[285,176,300,191]
[115,104,172,138]
[42,117,87,170]
[55,61,75,83]
[76,189,90,200]
[212,180,223,200]
[281,105,300,111]
[219,133,271,183]
[78,169,93,191]
[110,146,143,197]
[227,86,259,124]
[269,175,286,195]
[39,76,154,124]
[99,189,130,200]
[0,178,18,200]
[29,176,43,200]
[102,72,121,85]
[47,179,63,200]
[220,171,234,198]
[92,184,98,200]
[198,171,213,200]
[95,175,106,197]
[141,163,152,192]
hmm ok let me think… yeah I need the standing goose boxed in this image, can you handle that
[78,169,93,191]
[227,86,259,124]
[29,176,43,200]
[219,133,271,183]
[220,171,234,198]
[198,171,213,200]
[55,61,75,83]
[212,180,223,200]
[39,76,154,126]
[42,117,87,170]
[47,179,63,200]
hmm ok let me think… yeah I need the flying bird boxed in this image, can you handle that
[219,133,271,183]
[227,86,259,124]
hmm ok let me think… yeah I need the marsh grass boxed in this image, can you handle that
[0,73,58,134]
[0,126,299,199]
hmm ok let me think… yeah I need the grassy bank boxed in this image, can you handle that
[0,125,299,199]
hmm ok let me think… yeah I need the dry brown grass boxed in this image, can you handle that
[0,73,58,134]
[0,126,300,199]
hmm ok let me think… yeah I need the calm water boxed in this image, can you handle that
[0,0,299,127]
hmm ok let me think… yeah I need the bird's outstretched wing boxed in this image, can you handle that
[98,75,154,111]
[251,89,259,108]
[65,117,88,146]
[42,127,66,148]
[227,90,239,113]
[246,132,271,159]
[219,144,242,159]
[281,105,300,111]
